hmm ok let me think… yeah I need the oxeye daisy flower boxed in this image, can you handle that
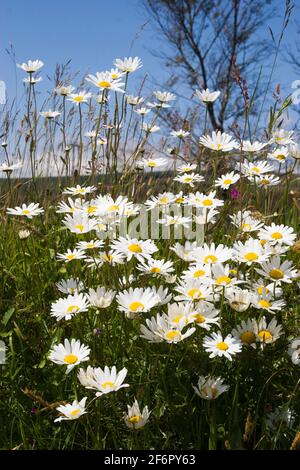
[170,241,199,262]
[110,236,158,261]
[174,172,204,187]
[140,313,195,344]
[187,190,224,209]
[62,214,98,234]
[190,301,220,330]
[68,91,92,105]
[87,287,115,309]
[165,302,196,327]
[230,210,264,233]
[142,123,160,133]
[170,129,190,139]
[157,214,192,228]
[86,250,125,268]
[225,287,252,312]
[86,71,125,93]
[49,339,90,374]
[215,172,240,190]
[23,75,42,84]
[153,90,176,103]
[191,243,232,265]
[252,280,282,298]
[251,292,285,313]
[266,407,295,431]
[126,95,144,106]
[288,338,300,365]
[270,129,294,146]
[78,366,129,397]
[211,263,241,289]
[0,160,22,173]
[76,239,104,250]
[54,397,87,422]
[7,202,44,218]
[203,332,242,361]
[255,256,298,284]
[174,279,214,302]
[145,192,176,210]
[40,110,61,119]
[254,174,280,187]
[177,163,197,173]
[50,293,90,321]
[181,263,211,282]
[56,278,84,295]
[116,287,160,318]
[241,140,268,152]
[56,197,84,214]
[57,248,86,262]
[63,185,97,196]
[137,257,174,277]
[231,319,258,349]
[256,317,283,345]
[195,88,220,103]
[241,161,274,177]
[194,208,219,225]
[233,238,271,265]
[193,376,228,400]
[199,131,238,152]
[258,224,296,246]
[55,84,75,96]
[134,107,151,116]
[138,157,168,170]
[17,59,44,73]
[268,146,289,163]
[115,56,142,73]
[124,400,150,430]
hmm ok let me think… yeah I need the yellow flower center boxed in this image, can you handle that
[271,232,283,240]
[258,330,273,341]
[66,305,80,314]
[216,143,222,150]
[184,177,193,183]
[252,167,261,173]
[66,254,75,260]
[259,179,269,185]
[98,81,111,88]
[129,301,144,312]
[257,286,269,295]
[21,209,30,215]
[276,154,286,160]
[128,243,142,253]
[175,197,184,203]
[258,299,271,308]
[147,161,157,167]
[244,252,258,262]
[128,415,141,424]
[260,239,266,246]
[150,267,161,273]
[159,197,169,204]
[202,199,213,206]
[86,243,95,249]
[104,253,113,262]
[194,313,205,324]
[87,206,97,214]
[204,254,218,264]
[108,204,119,212]
[216,275,231,285]
[193,269,206,278]
[64,354,78,364]
[172,314,184,323]
[111,74,118,79]
[240,331,256,344]
[101,381,114,389]
[75,224,84,232]
[165,330,181,341]
[242,223,252,231]
[216,341,229,351]
[73,96,83,102]
[269,268,283,280]
[187,288,202,299]
[223,179,232,185]
[70,408,81,417]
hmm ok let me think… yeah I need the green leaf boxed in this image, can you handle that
[2,307,15,327]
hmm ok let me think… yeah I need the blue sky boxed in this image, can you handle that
[0,0,299,109]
